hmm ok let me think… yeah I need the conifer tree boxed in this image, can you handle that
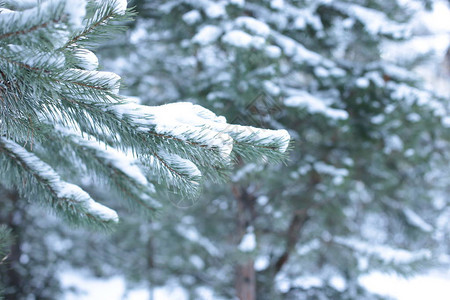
[94,0,450,299]
[0,0,288,226]
[0,0,290,297]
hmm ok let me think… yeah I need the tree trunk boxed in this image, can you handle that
[236,260,256,300]
[233,184,256,300]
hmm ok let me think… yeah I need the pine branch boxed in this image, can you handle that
[0,137,119,228]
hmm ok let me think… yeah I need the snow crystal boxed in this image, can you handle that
[238,227,256,252]
[235,16,271,37]
[193,25,222,45]
[182,10,201,25]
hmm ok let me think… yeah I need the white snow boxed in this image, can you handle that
[238,227,256,252]
[204,2,225,19]
[254,255,270,271]
[235,16,271,37]
[176,225,220,257]
[284,91,348,120]
[158,151,202,178]
[356,77,370,88]
[65,69,121,94]
[360,270,450,300]
[112,0,127,15]
[270,0,284,10]
[0,138,119,223]
[334,237,431,265]
[193,25,223,45]
[182,10,201,25]
[55,126,152,189]
[332,2,410,38]
[222,30,255,48]
[112,101,290,156]
[64,0,87,28]
[265,45,282,58]
[404,208,433,232]
[74,49,99,70]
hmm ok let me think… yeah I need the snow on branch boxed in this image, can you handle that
[334,237,431,266]
[112,101,290,159]
[0,0,87,49]
[0,137,119,227]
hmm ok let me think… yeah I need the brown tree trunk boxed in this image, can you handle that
[233,184,257,300]
[236,260,256,300]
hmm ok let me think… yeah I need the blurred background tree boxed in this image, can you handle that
[2,0,450,299]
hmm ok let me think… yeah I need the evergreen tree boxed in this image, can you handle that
[93,0,450,299]
[0,0,289,298]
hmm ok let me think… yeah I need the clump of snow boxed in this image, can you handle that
[332,2,410,38]
[204,2,225,18]
[65,0,87,29]
[113,101,290,157]
[271,0,284,10]
[158,151,202,178]
[263,80,280,96]
[284,90,348,120]
[182,10,201,25]
[235,16,271,37]
[73,48,99,70]
[356,77,370,88]
[238,227,256,252]
[404,208,433,232]
[265,45,282,58]
[193,25,223,45]
[112,0,127,15]
[222,30,266,49]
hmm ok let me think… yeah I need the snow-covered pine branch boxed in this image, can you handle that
[0,0,290,228]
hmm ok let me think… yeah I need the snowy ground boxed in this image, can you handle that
[61,268,450,300]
